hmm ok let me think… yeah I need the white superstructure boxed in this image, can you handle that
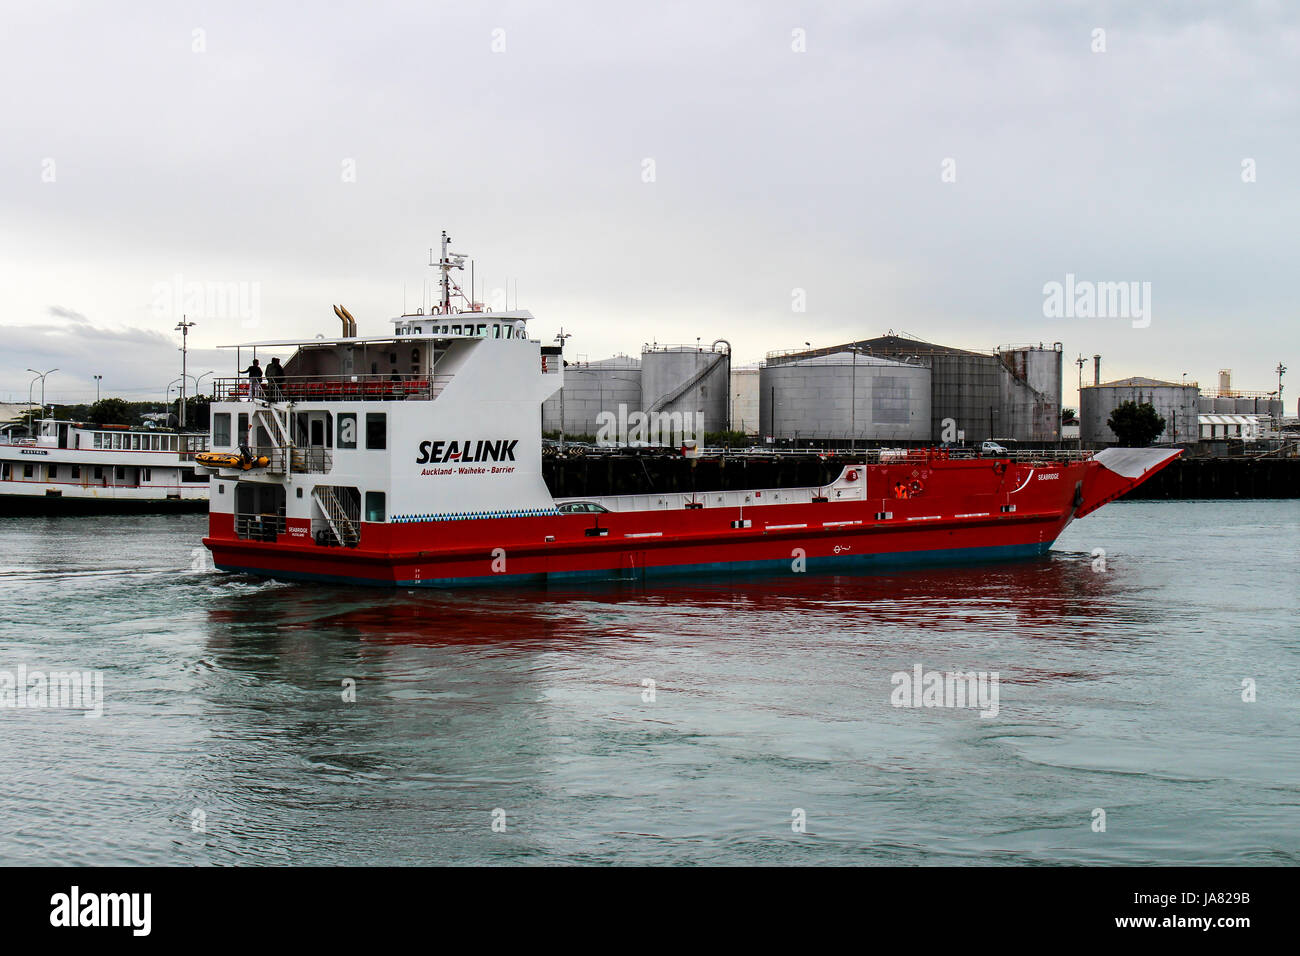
[199,233,564,546]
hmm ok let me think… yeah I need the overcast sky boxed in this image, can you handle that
[2,0,1296,410]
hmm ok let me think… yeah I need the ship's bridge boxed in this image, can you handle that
[392,309,532,340]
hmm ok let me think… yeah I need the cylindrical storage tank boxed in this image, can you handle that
[541,356,641,439]
[1213,397,1236,413]
[640,345,730,437]
[1080,379,1200,445]
[729,366,761,435]
[997,345,1063,442]
[930,352,1001,443]
[758,352,930,442]
[1231,396,1281,417]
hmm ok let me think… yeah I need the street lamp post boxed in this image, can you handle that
[194,371,215,405]
[554,328,572,453]
[93,375,102,403]
[175,316,197,428]
[26,368,57,432]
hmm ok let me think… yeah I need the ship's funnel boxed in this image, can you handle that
[332,304,357,337]
[340,304,358,337]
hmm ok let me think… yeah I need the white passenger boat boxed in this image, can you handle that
[0,419,210,514]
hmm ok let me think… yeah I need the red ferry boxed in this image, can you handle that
[199,235,1179,587]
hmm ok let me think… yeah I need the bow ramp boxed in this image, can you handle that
[1076,447,1182,518]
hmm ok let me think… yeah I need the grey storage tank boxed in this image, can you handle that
[995,343,1064,442]
[1080,377,1200,444]
[641,343,731,436]
[759,351,931,442]
[541,355,642,439]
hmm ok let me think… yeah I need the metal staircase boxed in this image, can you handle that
[312,485,360,547]
[254,405,293,457]
[647,352,727,413]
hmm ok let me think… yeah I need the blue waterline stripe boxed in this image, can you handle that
[214,541,1051,589]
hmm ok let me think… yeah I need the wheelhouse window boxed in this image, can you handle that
[365,413,386,450]
[213,413,231,447]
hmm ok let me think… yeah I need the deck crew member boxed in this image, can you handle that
[266,357,285,401]
[242,359,263,398]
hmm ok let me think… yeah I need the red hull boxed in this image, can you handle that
[204,450,1180,587]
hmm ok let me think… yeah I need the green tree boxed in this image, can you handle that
[1060,407,1077,423]
[1107,400,1166,447]
[87,398,135,426]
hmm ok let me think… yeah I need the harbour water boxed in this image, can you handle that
[0,500,1295,865]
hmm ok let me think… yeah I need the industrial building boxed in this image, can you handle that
[762,335,1063,444]
[1199,415,1264,441]
[758,351,931,442]
[1079,376,1200,445]
[543,332,1282,450]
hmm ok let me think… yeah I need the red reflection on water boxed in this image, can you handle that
[206,551,1116,651]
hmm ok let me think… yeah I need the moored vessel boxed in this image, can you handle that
[0,419,210,514]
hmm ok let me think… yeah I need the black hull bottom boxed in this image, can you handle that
[0,495,208,517]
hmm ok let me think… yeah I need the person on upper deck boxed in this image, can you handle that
[266,357,285,400]
[242,359,263,399]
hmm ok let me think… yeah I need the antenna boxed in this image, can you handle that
[431,229,469,314]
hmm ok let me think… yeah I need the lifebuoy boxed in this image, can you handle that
[909,479,924,495]
[846,469,859,482]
